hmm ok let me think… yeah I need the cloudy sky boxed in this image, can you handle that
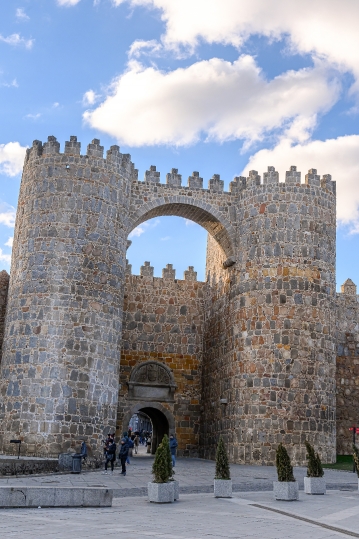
[1,0,359,287]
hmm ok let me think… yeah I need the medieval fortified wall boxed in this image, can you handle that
[0,135,357,465]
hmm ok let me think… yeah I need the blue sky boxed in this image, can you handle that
[1,1,359,287]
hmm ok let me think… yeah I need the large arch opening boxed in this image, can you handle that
[128,200,236,261]
[122,402,175,455]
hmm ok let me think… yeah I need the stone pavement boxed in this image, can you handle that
[0,454,357,497]
[1,490,359,538]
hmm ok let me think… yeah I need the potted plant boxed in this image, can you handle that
[148,434,175,503]
[273,443,298,501]
[214,436,232,498]
[304,440,325,494]
[353,444,359,489]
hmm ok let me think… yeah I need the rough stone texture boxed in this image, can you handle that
[147,481,174,503]
[118,272,204,456]
[214,479,232,498]
[0,486,113,507]
[335,284,359,455]
[273,481,299,500]
[304,476,326,494]
[0,136,347,465]
[0,136,135,456]
[0,270,9,364]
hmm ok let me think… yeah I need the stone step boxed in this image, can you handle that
[0,486,113,508]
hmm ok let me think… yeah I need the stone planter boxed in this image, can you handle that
[273,481,299,501]
[147,482,174,503]
[171,480,179,500]
[304,477,326,495]
[214,479,232,498]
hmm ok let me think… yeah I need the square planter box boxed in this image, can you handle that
[273,481,299,501]
[304,476,326,495]
[171,480,179,501]
[147,482,174,504]
[214,479,232,498]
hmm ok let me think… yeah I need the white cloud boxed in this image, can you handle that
[128,218,160,238]
[128,39,162,59]
[16,8,30,21]
[185,219,195,226]
[0,33,33,49]
[0,248,11,265]
[25,113,41,120]
[82,90,99,106]
[5,237,13,248]
[53,102,60,108]
[0,203,16,228]
[242,134,359,232]
[57,0,81,6]
[0,79,18,88]
[160,236,170,241]
[112,0,359,88]
[0,142,27,177]
[84,57,339,147]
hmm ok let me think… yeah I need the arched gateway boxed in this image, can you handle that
[0,137,338,466]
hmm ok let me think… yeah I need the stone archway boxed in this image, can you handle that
[128,197,237,262]
[122,402,175,454]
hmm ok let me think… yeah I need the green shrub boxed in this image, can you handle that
[275,443,295,482]
[305,440,324,478]
[353,444,359,478]
[215,436,231,480]
[152,434,173,483]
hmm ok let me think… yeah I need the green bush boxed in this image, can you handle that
[215,436,231,480]
[275,443,295,482]
[152,434,174,483]
[305,440,324,478]
[353,444,359,478]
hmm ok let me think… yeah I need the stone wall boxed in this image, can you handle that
[118,265,204,455]
[336,279,359,455]
[0,270,9,364]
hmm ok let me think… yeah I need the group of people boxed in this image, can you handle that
[102,431,178,474]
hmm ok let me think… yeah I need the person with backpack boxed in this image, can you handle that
[118,436,129,476]
[103,434,116,475]
[127,435,134,464]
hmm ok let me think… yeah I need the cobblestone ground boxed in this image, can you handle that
[2,491,359,538]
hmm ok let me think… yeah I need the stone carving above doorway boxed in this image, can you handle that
[127,361,176,402]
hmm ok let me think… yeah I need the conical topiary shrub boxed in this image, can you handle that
[275,443,295,482]
[215,436,231,480]
[152,434,173,483]
[353,444,359,478]
[305,441,324,478]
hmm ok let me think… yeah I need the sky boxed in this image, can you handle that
[1,0,359,288]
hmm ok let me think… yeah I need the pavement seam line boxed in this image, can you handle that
[250,503,359,538]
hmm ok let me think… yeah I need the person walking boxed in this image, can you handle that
[134,434,139,454]
[103,434,116,475]
[118,436,129,476]
[169,434,178,468]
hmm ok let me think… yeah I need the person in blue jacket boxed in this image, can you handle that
[169,434,178,468]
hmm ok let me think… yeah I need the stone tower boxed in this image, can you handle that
[0,136,136,455]
[202,167,337,464]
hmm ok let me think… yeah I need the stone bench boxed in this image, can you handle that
[0,486,113,508]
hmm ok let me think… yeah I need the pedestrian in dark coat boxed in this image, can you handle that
[169,434,178,467]
[119,437,129,476]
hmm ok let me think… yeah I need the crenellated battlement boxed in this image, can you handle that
[24,135,138,178]
[126,260,199,281]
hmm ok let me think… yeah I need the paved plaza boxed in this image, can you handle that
[1,454,359,537]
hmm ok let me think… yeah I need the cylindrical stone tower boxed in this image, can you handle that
[202,166,337,465]
[0,136,135,455]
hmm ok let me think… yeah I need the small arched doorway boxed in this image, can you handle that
[123,402,175,454]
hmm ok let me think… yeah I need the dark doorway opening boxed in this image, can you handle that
[127,406,170,454]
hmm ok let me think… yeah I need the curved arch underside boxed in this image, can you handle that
[130,202,235,258]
